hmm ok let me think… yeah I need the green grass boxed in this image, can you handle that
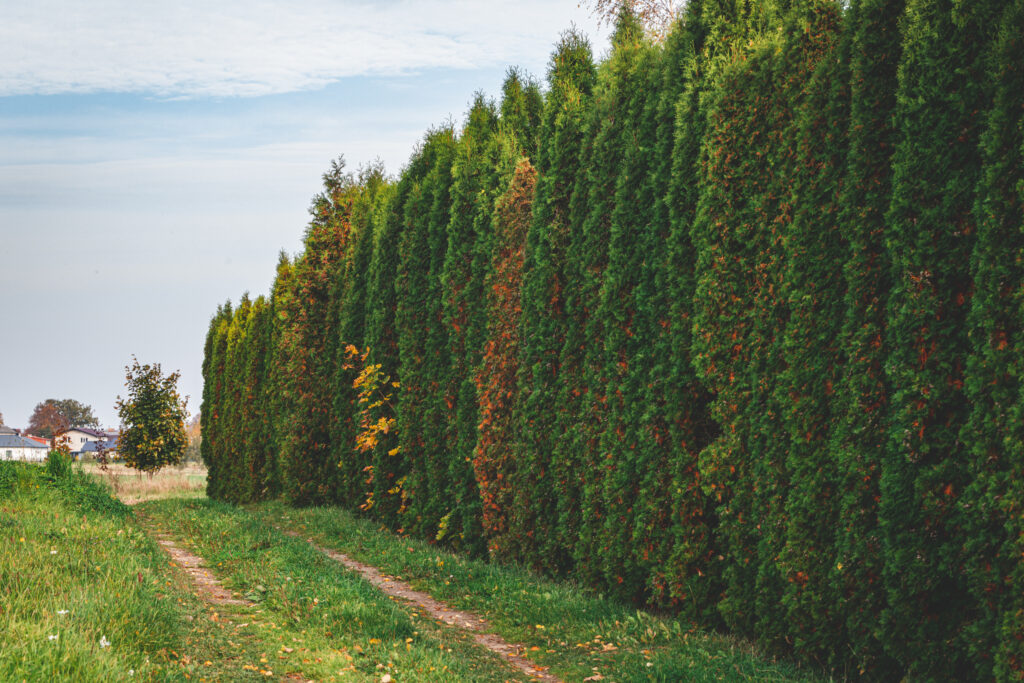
[2,459,534,681]
[0,459,193,681]
[253,502,824,683]
[2,455,825,681]
[139,497,537,681]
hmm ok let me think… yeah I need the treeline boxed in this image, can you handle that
[201,0,1024,679]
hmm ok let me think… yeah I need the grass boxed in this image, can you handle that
[0,459,198,681]
[5,456,823,681]
[3,459,535,681]
[83,461,207,505]
[253,502,823,683]
[139,497,538,681]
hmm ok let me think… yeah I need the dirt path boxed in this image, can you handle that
[136,513,251,607]
[279,528,561,683]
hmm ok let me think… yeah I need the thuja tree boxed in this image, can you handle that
[221,295,253,503]
[962,1,1024,678]
[242,296,276,501]
[774,0,848,667]
[262,252,295,500]
[664,0,785,623]
[594,29,663,604]
[200,302,232,499]
[558,8,646,589]
[362,181,410,526]
[473,158,537,556]
[645,3,718,618]
[278,158,361,505]
[509,29,596,571]
[690,0,833,632]
[441,95,501,555]
[829,0,903,676]
[332,163,389,507]
[394,127,457,539]
[880,0,1000,676]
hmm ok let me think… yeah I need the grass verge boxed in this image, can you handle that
[254,502,822,683]
[0,458,205,681]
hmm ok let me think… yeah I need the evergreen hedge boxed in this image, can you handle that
[200,2,1024,677]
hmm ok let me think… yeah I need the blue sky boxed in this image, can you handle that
[0,0,609,430]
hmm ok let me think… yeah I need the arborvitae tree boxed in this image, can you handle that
[828,0,903,676]
[962,1,1024,678]
[363,181,409,527]
[691,36,774,640]
[243,296,275,501]
[646,3,718,618]
[691,0,832,634]
[263,252,293,500]
[201,302,232,500]
[332,163,388,507]
[556,8,647,589]
[278,158,361,505]
[748,4,842,649]
[595,28,663,603]
[498,68,544,161]
[441,96,501,555]
[665,0,780,624]
[474,158,537,556]
[222,295,252,503]
[881,0,1001,676]
[511,29,596,571]
[773,0,849,668]
[395,127,457,538]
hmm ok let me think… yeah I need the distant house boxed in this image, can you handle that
[80,435,119,460]
[0,425,49,462]
[56,427,109,455]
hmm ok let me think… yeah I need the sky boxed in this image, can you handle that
[0,0,610,430]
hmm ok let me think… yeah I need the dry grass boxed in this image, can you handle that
[83,462,207,504]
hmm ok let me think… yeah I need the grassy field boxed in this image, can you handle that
[4,458,821,681]
[82,461,207,504]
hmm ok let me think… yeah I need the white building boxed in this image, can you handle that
[0,426,49,462]
[56,427,109,455]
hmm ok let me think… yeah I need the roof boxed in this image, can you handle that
[24,435,49,445]
[80,437,118,453]
[0,425,15,435]
[0,434,49,449]
[64,427,108,438]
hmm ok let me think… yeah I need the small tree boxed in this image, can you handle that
[115,358,188,474]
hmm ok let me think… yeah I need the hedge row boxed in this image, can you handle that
[201,1,1024,679]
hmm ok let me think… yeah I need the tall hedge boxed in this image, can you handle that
[880,0,1001,676]
[473,158,537,557]
[510,29,595,572]
[199,4,1024,676]
[775,0,849,667]
[829,0,903,676]
[962,1,1024,678]
[395,127,457,538]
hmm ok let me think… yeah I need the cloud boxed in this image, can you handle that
[0,0,603,98]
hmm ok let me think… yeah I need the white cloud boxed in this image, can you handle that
[0,0,604,97]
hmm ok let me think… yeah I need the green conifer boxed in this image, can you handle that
[511,29,596,571]
[961,1,1024,677]
[881,0,1001,675]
